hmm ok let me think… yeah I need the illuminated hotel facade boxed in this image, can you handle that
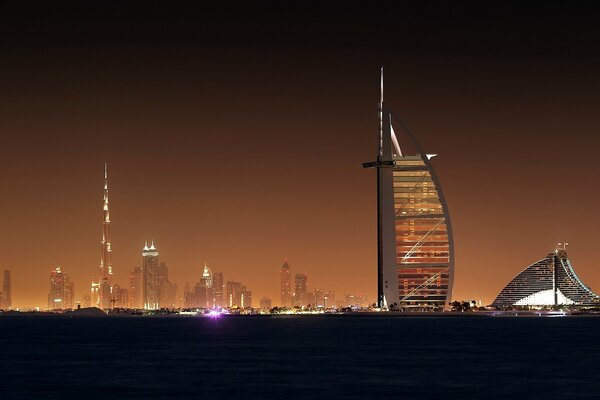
[493,245,600,307]
[364,68,454,310]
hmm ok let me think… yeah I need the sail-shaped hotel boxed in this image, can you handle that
[363,69,454,310]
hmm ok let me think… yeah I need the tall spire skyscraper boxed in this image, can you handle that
[97,163,113,309]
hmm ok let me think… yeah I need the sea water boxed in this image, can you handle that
[0,315,598,399]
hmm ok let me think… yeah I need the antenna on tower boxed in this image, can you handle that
[380,66,384,105]
[379,66,384,156]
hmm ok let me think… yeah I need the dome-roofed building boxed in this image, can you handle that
[493,244,600,307]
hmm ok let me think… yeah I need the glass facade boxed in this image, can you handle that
[393,156,452,309]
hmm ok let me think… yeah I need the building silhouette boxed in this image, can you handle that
[1,270,11,309]
[142,241,160,310]
[111,284,128,308]
[280,260,292,307]
[194,280,209,308]
[239,286,252,308]
[315,289,324,308]
[305,292,315,307]
[212,272,224,308]
[260,297,272,309]
[225,281,252,308]
[90,282,100,308]
[183,282,193,308]
[64,278,75,309]
[129,266,143,308]
[158,262,177,308]
[363,68,454,310]
[48,266,74,310]
[294,273,307,307]
[493,245,600,307]
[226,281,241,307]
[324,291,335,308]
[194,262,213,308]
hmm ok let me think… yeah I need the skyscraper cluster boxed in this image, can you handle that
[39,163,254,312]
[85,165,175,311]
[128,242,178,310]
[0,270,12,310]
[279,260,335,308]
[182,265,252,309]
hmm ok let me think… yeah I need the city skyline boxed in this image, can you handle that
[3,5,600,400]
[3,4,600,308]
[2,162,373,309]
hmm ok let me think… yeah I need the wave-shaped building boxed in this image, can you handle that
[363,68,454,310]
[493,245,600,307]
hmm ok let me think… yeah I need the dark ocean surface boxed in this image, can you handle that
[0,315,598,399]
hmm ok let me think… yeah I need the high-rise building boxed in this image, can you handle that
[91,282,100,308]
[161,282,177,309]
[129,267,143,308]
[97,163,114,310]
[315,289,324,308]
[158,262,168,301]
[280,260,292,307]
[260,297,272,310]
[48,266,71,310]
[324,291,335,308]
[64,279,75,309]
[194,262,213,308]
[1,270,11,310]
[239,286,252,308]
[212,272,224,308]
[183,282,194,308]
[193,282,204,308]
[305,292,315,307]
[111,284,128,308]
[294,273,307,307]
[226,281,242,307]
[363,68,454,310]
[158,262,177,308]
[142,241,160,310]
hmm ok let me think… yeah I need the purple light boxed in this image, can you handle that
[207,309,221,318]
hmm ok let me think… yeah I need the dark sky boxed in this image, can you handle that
[2,2,600,307]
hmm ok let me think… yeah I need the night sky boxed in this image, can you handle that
[2,2,600,307]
